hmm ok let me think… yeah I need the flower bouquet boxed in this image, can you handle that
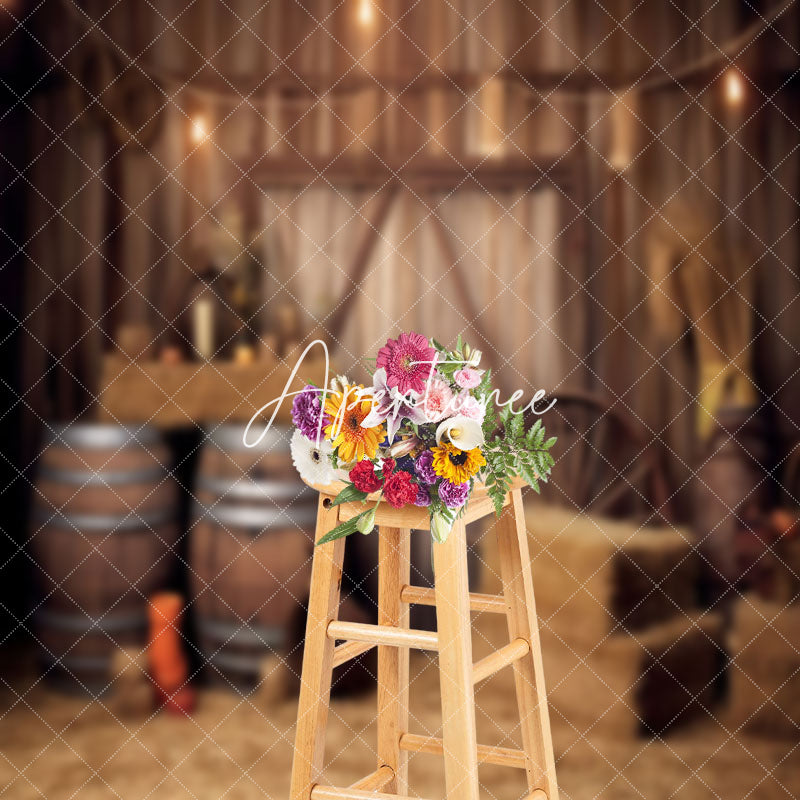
[289,332,556,545]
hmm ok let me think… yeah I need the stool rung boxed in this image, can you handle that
[399,733,528,769]
[327,620,439,651]
[400,585,507,614]
[473,637,530,684]
[332,640,375,669]
[312,787,428,800]
[349,765,394,791]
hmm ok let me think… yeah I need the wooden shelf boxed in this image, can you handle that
[96,354,330,429]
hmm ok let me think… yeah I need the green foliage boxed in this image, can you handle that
[431,335,471,381]
[316,508,373,545]
[330,484,369,506]
[315,484,372,545]
[428,494,456,529]
[482,409,557,516]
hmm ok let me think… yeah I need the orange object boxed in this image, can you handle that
[770,508,799,539]
[148,592,192,714]
[160,344,184,365]
[157,685,197,716]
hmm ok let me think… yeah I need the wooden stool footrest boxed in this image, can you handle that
[327,620,439,651]
[349,766,394,791]
[332,640,375,669]
[399,733,528,769]
[473,637,530,684]
[400,585,507,614]
[312,787,429,800]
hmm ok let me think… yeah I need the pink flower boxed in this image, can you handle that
[420,377,455,422]
[453,392,486,424]
[454,367,483,389]
[376,332,436,395]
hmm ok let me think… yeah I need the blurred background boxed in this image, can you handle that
[0,0,799,798]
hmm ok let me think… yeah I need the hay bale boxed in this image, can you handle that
[542,611,725,738]
[728,596,800,738]
[506,503,700,646]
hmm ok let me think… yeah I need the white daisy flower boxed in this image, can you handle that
[290,429,336,485]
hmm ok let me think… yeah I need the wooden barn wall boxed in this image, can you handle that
[16,0,800,514]
[256,186,569,392]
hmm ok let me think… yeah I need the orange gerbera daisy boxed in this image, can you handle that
[324,384,384,463]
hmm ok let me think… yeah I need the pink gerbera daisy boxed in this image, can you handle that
[376,332,436,395]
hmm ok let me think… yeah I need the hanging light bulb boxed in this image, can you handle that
[190,115,209,144]
[357,0,374,26]
[724,70,745,106]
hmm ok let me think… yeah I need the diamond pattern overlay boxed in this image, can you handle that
[0,1,799,799]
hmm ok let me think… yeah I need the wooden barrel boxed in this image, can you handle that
[190,499,317,687]
[190,424,317,688]
[31,424,178,694]
[198,424,297,482]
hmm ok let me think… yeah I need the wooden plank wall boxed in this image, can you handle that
[15,0,800,519]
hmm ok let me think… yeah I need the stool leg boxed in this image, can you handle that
[290,497,346,800]
[496,489,559,800]
[433,518,480,800]
[377,526,411,794]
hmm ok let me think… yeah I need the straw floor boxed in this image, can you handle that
[2,505,798,799]
[1,613,797,800]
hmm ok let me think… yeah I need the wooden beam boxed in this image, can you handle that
[312,787,427,800]
[289,498,346,800]
[327,621,439,651]
[326,184,398,343]
[377,526,411,793]
[331,640,375,669]
[425,199,499,376]
[349,766,394,792]
[399,733,527,770]
[400,585,507,614]
[253,156,569,191]
[472,638,530,685]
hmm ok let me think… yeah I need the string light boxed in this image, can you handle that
[724,70,745,106]
[190,115,209,144]
[357,0,374,26]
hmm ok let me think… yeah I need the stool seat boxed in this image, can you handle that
[289,483,559,800]
[302,476,527,530]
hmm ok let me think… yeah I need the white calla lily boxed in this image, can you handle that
[435,416,484,450]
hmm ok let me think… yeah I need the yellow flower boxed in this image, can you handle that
[431,443,486,484]
[324,384,384,463]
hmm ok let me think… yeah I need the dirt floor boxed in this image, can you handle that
[0,613,798,800]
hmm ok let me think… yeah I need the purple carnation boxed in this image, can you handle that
[438,479,470,509]
[291,385,329,441]
[413,485,432,507]
[414,450,437,485]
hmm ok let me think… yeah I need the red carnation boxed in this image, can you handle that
[381,458,396,479]
[383,471,418,509]
[349,459,383,493]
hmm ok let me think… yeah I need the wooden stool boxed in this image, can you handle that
[289,481,558,800]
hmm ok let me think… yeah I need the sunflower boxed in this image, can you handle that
[431,442,486,484]
[324,384,385,463]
